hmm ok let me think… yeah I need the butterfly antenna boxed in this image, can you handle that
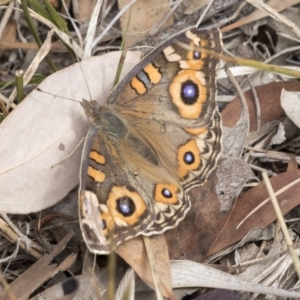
[36,88,81,103]
[112,6,131,88]
[60,0,84,49]
[78,61,93,101]
[77,0,103,101]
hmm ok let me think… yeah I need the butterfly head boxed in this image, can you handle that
[81,99,100,119]
[81,99,128,139]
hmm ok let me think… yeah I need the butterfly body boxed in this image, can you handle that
[79,28,222,254]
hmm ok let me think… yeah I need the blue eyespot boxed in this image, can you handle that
[181,80,199,105]
[116,197,135,216]
[162,188,172,198]
[101,220,107,230]
[193,51,201,59]
[184,151,195,165]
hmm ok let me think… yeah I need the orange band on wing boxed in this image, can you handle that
[185,127,207,135]
[131,76,147,94]
[89,150,105,164]
[144,63,162,84]
[88,166,105,183]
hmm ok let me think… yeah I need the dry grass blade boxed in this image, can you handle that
[143,236,164,300]
[0,232,76,300]
[196,0,214,27]
[177,40,300,78]
[93,0,138,47]
[237,177,300,229]
[221,0,300,32]
[262,172,300,278]
[0,218,41,259]
[83,0,103,58]
[25,6,83,57]
[115,268,135,300]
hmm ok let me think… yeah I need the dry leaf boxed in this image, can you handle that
[287,157,299,172]
[0,232,75,300]
[269,122,286,145]
[0,19,16,57]
[0,0,12,4]
[115,268,135,300]
[30,270,110,299]
[222,81,300,131]
[118,0,173,47]
[72,0,98,23]
[116,234,173,299]
[170,260,300,298]
[210,170,300,255]
[166,158,254,262]
[0,51,142,214]
[221,0,300,33]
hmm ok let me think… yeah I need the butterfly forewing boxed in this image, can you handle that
[111,28,222,188]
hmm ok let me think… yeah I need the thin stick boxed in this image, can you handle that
[176,41,300,78]
[143,236,163,300]
[237,177,300,228]
[247,76,261,130]
[196,0,214,27]
[262,172,300,279]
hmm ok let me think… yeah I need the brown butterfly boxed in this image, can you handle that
[78,28,222,254]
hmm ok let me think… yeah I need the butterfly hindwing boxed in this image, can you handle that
[79,104,189,253]
[79,121,154,252]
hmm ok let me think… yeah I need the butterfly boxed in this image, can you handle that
[78,27,222,254]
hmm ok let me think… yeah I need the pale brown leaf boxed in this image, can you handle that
[0,51,141,214]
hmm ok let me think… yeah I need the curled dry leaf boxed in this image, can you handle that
[0,52,142,214]
[222,70,249,158]
[269,122,286,145]
[281,89,300,128]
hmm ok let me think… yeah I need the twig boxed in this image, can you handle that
[262,172,300,279]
